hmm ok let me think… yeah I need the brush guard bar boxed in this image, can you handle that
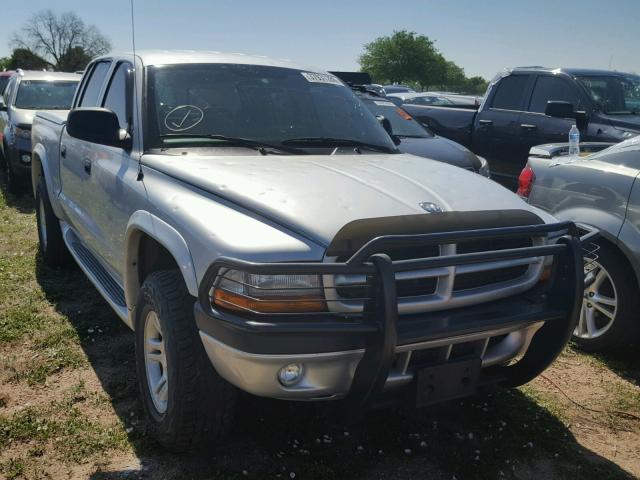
[197,221,595,409]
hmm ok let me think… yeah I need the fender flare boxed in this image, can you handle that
[124,211,198,324]
[31,142,67,217]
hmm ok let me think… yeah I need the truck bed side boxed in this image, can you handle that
[401,104,477,149]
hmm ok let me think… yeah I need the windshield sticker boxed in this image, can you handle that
[374,101,395,106]
[300,72,343,86]
[164,105,204,132]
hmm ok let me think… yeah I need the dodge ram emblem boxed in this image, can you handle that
[419,202,443,213]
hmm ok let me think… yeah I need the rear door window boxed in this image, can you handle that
[529,76,582,113]
[491,75,530,111]
[79,61,111,107]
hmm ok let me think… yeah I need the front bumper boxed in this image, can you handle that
[195,222,593,407]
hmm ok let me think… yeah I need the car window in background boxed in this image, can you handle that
[577,75,640,114]
[146,64,396,151]
[405,96,454,106]
[102,62,132,129]
[362,98,433,138]
[79,61,112,107]
[14,81,79,110]
[0,77,10,97]
[529,76,582,113]
[491,75,530,110]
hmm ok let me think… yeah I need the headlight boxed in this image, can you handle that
[211,269,326,314]
[14,126,31,139]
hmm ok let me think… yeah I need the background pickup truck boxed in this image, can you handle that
[31,50,587,452]
[400,67,640,188]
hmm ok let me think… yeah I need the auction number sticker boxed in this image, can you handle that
[300,72,343,85]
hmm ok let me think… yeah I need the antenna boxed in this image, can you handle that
[130,0,143,180]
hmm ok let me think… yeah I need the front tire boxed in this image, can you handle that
[573,242,640,352]
[35,180,71,267]
[135,270,236,452]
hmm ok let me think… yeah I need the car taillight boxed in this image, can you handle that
[517,165,535,199]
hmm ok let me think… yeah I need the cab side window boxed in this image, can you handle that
[79,61,111,107]
[491,75,530,111]
[102,62,132,130]
[529,76,582,113]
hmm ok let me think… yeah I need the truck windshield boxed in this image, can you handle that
[146,64,397,153]
[14,80,78,110]
[577,75,640,115]
[361,98,433,138]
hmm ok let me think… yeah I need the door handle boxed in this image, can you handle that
[83,158,92,175]
[520,124,537,130]
[60,145,66,158]
[478,119,493,126]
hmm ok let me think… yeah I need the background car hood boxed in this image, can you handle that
[602,113,640,132]
[397,135,480,170]
[11,108,69,127]
[142,152,553,246]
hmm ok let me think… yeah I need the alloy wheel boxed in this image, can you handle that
[144,310,168,414]
[574,261,618,339]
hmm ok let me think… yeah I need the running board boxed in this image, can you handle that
[61,223,130,327]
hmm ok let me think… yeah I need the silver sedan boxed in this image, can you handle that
[518,137,640,351]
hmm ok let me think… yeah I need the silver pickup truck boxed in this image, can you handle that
[31,50,588,452]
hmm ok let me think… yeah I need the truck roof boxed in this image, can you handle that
[99,50,327,74]
[511,66,638,77]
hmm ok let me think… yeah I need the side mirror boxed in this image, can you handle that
[387,96,403,107]
[545,101,575,119]
[376,114,401,145]
[67,108,129,149]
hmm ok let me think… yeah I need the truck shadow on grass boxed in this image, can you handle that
[34,261,634,480]
[0,178,34,214]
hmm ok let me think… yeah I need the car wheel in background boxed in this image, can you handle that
[35,179,71,267]
[135,270,236,452]
[573,241,640,352]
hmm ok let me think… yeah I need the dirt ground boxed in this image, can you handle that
[1,177,639,480]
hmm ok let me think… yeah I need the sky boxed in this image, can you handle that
[1,0,639,79]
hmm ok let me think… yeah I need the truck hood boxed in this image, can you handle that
[142,152,554,246]
[601,113,640,132]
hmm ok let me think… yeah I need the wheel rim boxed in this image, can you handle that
[144,310,168,414]
[38,196,47,252]
[574,261,618,340]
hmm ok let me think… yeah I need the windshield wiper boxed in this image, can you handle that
[281,137,396,153]
[159,134,304,155]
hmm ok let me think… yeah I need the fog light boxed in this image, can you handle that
[278,363,303,386]
[20,154,31,165]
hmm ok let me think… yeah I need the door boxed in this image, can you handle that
[59,60,112,250]
[83,61,145,276]
[519,74,587,153]
[474,74,534,187]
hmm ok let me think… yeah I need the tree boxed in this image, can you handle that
[464,76,490,95]
[11,10,111,71]
[57,46,91,72]
[5,48,49,70]
[358,31,447,89]
[358,30,489,94]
